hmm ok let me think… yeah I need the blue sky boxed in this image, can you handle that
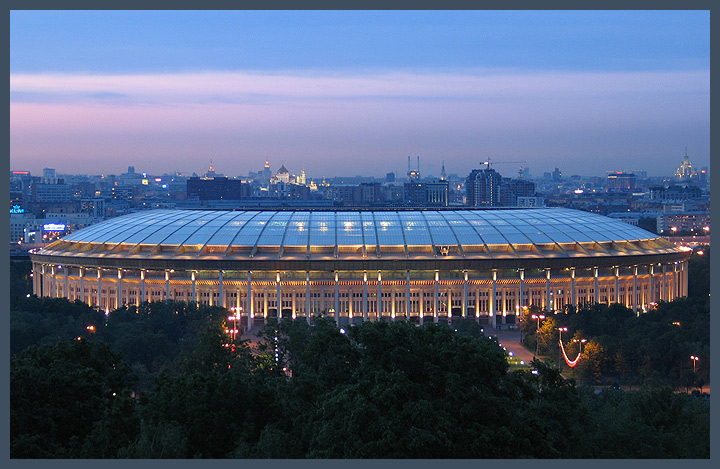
[10,10,710,178]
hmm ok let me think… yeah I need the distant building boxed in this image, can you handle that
[32,182,73,203]
[675,149,698,182]
[466,167,533,207]
[516,196,545,208]
[386,172,395,183]
[186,177,250,201]
[657,211,710,234]
[607,172,637,192]
[404,179,449,206]
[649,185,703,202]
[466,168,503,207]
[276,165,290,183]
[552,167,562,181]
[607,212,640,226]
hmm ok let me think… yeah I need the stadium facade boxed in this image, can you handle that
[30,208,690,330]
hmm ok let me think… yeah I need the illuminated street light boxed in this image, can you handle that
[531,313,545,357]
[690,355,699,373]
[572,338,588,356]
[557,327,568,369]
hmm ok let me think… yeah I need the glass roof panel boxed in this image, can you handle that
[423,212,458,245]
[336,212,364,245]
[360,211,378,246]
[181,212,236,246]
[309,211,336,246]
[256,211,292,246]
[231,211,276,246]
[205,212,254,246]
[374,212,405,246]
[503,232,532,244]
[58,208,666,254]
[283,212,311,247]
[137,211,210,245]
[398,211,432,246]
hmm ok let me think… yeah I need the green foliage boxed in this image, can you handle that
[554,296,709,387]
[9,291,709,458]
[11,338,137,458]
[687,246,710,298]
[9,260,33,303]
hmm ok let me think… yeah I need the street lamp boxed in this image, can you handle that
[572,338,587,356]
[557,327,568,369]
[690,355,699,373]
[531,313,545,358]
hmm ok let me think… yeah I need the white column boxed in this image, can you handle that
[334,271,339,324]
[519,269,525,310]
[292,290,297,320]
[594,268,599,305]
[140,270,146,303]
[247,271,253,331]
[78,267,83,303]
[190,271,196,304]
[570,268,576,308]
[277,271,282,319]
[219,270,224,308]
[391,290,396,320]
[117,269,123,308]
[97,269,102,308]
[406,270,411,319]
[447,289,452,321]
[363,271,368,322]
[491,270,497,328]
[633,266,638,312]
[51,265,56,298]
[434,271,439,323]
[377,271,383,320]
[615,267,620,304]
[545,268,551,312]
[166,271,171,303]
[306,271,311,323]
[649,265,655,304]
[463,270,468,319]
[64,267,69,300]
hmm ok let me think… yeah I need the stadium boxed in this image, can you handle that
[30,208,690,330]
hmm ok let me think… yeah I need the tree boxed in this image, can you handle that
[11,338,137,458]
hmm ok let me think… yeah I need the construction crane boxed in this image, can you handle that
[479,158,529,179]
[479,157,527,170]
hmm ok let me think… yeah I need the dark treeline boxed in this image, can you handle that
[520,247,710,390]
[9,255,710,458]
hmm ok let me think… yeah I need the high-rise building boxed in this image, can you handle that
[404,179,449,206]
[675,149,698,182]
[467,167,536,207]
[187,177,249,200]
[466,168,503,206]
[607,172,637,192]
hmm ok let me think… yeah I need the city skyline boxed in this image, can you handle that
[10,10,710,178]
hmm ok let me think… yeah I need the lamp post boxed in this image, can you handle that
[557,327,568,369]
[531,313,545,358]
[690,355,699,374]
[572,337,587,355]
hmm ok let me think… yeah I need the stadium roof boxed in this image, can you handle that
[37,208,680,262]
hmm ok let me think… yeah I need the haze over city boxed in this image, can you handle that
[10,10,710,178]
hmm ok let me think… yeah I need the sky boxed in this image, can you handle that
[9,10,710,179]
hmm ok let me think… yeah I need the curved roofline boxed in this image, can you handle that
[35,208,679,263]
